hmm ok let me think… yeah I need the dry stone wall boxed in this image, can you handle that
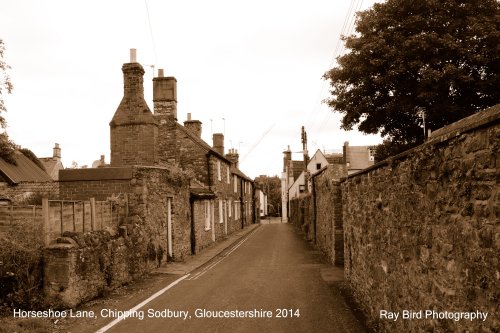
[44,165,191,308]
[342,105,499,332]
[313,169,345,265]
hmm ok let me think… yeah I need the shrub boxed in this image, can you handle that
[0,219,44,314]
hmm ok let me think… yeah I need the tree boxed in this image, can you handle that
[324,0,500,158]
[254,175,281,216]
[0,39,14,162]
[0,39,13,128]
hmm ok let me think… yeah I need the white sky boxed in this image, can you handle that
[1,0,382,178]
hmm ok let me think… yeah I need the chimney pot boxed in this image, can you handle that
[130,48,137,63]
[158,69,164,77]
[187,113,192,121]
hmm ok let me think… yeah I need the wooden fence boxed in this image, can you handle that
[0,197,127,245]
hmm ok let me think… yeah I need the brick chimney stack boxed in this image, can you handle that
[184,113,202,138]
[109,49,158,167]
[226,148,239,168]
[213,133,224,155]
[153,68,177,121]
[53,143,61,160]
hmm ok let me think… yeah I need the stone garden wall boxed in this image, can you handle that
[342,105,499,332]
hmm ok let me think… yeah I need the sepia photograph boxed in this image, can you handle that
[0,0,498,332]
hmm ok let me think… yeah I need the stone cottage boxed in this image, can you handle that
[59,49,257,260]
[151,62,256,254]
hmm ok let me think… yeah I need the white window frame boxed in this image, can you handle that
[204,200,211,230]
[228,200,232,218]
[226,166,230,184]
[233,175,238,193]
[235,201,240,220]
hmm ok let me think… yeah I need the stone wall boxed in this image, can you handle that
[289,194,314,240]
[312,166,345,265]
[44,165,192,308]
[342,105,499,332]
[288,164,346,265]
[44,233,132,308]
[128,166,191,261]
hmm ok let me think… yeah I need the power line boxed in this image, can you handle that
[306,0,362,136]
[316,0,365,136]
[144,0,158,66]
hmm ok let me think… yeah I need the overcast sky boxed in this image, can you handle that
[1,0,382,178]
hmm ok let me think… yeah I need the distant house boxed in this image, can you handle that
[0,150,56,203]
[343,141,375,175]
[288,149,345,200]
[39,143,64,180]
[281,142,375,221]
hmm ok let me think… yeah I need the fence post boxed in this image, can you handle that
[42,198,50,246]
[90,198,96,231]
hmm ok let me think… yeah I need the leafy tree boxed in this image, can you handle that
[0,39,15,162]
[324,0,500,158]
[0,39,13,128]
[254,175,281,216]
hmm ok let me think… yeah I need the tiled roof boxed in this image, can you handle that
[231,167,252,182]
[0,151,53,184]
[175,123,231,163]
[39,158,63,180]
[325,153,343,165]
[190,181,216,199]
[175,122,252,183]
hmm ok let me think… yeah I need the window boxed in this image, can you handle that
[219,200,223,224]
[226,166,230,184]
[217,160,221,181]
[204,200,211,230]
[234,201,240,219]
[316,163,321,170]
[228,200,232,217]
[234,175,238,193]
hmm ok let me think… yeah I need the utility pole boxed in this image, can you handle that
[301,126,309,193]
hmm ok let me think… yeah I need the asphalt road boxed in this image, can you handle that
[64,219,365,333]
[76,221,367,333]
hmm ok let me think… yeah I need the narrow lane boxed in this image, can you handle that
[99,223,366,333]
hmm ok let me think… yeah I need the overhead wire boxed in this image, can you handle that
[314,0,365,136]
[144,0,158,66]
[304,0,357,131]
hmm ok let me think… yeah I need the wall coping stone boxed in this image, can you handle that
[344,103,500,180]
[47,237,78,249]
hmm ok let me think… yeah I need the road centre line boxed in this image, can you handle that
[95,274,191,333]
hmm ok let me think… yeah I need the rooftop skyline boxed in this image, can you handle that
[1,0,382,178]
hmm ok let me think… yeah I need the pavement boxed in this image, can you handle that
[155,221,264,275]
